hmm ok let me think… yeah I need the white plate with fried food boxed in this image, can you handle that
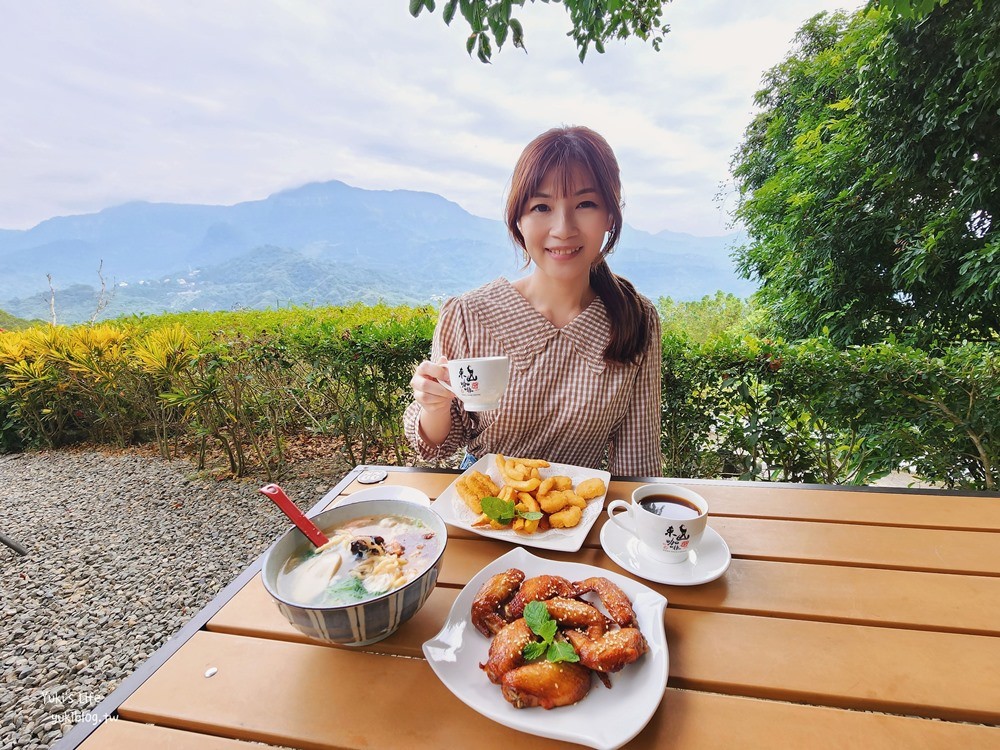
[431,453,611,552]
[422,547,669,750]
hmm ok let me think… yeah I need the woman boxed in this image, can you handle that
[403,126,662,477]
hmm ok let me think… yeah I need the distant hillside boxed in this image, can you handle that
[0,308,43,331]
[0,180,755,324]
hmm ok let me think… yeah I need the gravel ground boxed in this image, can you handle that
[0,446,353,750]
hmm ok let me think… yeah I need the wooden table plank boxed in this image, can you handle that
[334,474,1000,559]
[668,557,1000,636]
[665,609,1000,724]
[707,516,1000,575]
[610,480,1000,531]
[119,630,573,750]
[432,539,1000,635]
[117,631,999,750]
[207,577,459,655]
[80,721,289,750]
[361,507,1000,571]
[655,689,1000,750]
[341,472,1000,531]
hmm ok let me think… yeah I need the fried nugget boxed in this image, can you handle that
[457,470,500,514]
[575,477,607,500]
[456,478,483,513]
[549,505,583,528]
[551,475,573,491]
[539,490,570,514]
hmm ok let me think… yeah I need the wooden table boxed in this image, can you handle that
[59,466,1000,749]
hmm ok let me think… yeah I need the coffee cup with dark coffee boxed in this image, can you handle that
[606,484,709,563]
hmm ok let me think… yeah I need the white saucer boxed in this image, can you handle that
[600,521,732,586]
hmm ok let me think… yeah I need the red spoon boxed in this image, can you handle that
[259,484,330,548]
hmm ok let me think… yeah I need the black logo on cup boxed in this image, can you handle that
[457,366,479,395]
[663,524,690,551]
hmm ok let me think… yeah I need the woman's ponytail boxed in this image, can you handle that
[590,259,650,365]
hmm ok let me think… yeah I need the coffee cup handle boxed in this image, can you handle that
[606,499,636,536]
[437,379,459,397]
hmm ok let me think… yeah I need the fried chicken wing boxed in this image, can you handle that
[564,627,648,673]
[504,575,580,619]
[500,660,593,709]
[574,576,637,628]
[480,617,534,684]
[471,568,525,637]
[543,597,611,638]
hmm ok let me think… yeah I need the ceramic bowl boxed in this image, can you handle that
[261,499,447,646]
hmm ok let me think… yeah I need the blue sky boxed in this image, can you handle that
[1,0,864,236]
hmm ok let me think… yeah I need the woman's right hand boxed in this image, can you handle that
[410,357,455,414]
[410,357,457,447]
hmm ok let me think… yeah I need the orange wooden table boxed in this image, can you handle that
[58,466,1000,749]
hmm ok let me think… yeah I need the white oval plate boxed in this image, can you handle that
[430,454,610,552]
[422,547,668,750]
[601,521,732,586]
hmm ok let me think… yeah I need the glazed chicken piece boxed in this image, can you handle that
[542,597,611,639]
[564,627,649,674]
[574,576,637,628]
[480,617,534,684]
[501,660,593,709]
[504,575,580,619]
[471,568,525,637]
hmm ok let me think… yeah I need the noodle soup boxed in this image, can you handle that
[276,513,441,607]
[261,498,446,646]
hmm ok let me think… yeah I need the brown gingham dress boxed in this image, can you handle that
[402,278,662,476]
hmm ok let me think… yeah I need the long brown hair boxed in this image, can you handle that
[505,126,651,364]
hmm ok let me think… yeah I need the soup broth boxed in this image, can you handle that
[276,514,440,607]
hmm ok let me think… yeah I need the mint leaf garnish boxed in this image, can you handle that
[522,641,547,661]
[481,496,516,524]
[521,599,578,663]
[481,498,544,526]
[547,640,580,663]
[523,600,549,632]
[537,618,558,642]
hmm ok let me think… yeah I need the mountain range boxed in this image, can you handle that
[0,180,756,324]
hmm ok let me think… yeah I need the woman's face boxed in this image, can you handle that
[518,164,612,284]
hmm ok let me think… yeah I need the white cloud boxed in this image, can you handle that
[0,0,864,236]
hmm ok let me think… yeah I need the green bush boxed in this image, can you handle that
[660,334,998,489]
[1,305,996,489]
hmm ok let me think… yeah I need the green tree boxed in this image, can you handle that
[731,2,999,345]
[872,0,981,20]
[408,0,670,62]
[657,292,765,346]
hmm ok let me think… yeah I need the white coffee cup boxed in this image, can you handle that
[442,356,510,412]
[606,484,709,563]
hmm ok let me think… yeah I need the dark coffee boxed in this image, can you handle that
[639,494,702,520]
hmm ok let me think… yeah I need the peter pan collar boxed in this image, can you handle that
[466,278,610,375]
